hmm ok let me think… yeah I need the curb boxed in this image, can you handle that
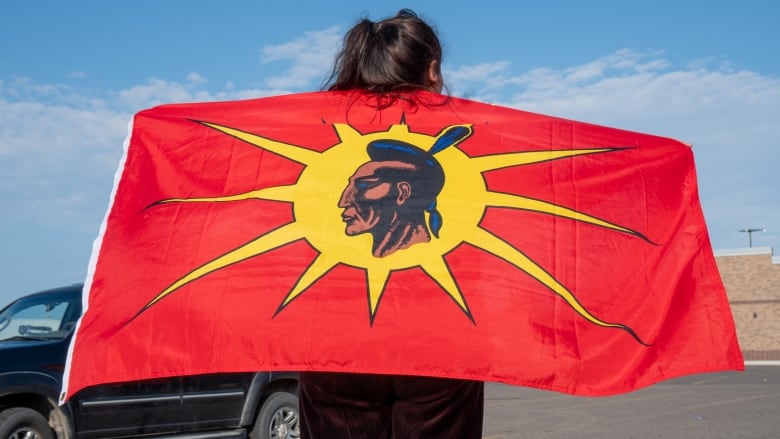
[745,361,780,366]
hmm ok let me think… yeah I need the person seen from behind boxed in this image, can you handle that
[297,8,485,439]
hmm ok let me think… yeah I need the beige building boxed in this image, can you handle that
[714,247,780,361]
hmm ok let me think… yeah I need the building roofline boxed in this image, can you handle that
[714,246,773,257]
[714,246,780,264]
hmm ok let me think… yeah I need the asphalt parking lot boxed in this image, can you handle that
[482,365,779,438]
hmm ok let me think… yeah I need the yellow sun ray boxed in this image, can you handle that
[137,222,305,316]
[277,252,342,310]
[465,227,646,344]
[469,148,616,172]
[152,185,298,205]
[334,122,372,142]
[367,268,391,322]
[419,257,472,320]
[199,121,322,165]
[482,191,648,240]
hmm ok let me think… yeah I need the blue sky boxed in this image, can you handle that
[2,0,778,304]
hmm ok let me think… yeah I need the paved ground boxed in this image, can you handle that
[482,365,779,438]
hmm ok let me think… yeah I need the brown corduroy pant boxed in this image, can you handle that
[299,372,484,439]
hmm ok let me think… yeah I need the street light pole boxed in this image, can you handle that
[735,228,766,247]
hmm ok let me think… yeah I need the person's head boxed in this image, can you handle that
[325,9,443,94]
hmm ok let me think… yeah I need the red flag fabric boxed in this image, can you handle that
[63,91,743,400]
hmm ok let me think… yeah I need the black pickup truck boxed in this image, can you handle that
[0,284,299,439]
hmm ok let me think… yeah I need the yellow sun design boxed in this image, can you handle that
[140,119,648,344]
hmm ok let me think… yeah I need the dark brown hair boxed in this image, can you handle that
[324,9,443,94]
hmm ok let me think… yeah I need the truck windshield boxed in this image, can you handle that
[0,294,80,342]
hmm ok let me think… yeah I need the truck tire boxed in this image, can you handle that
[0,407,55,439]
[251,392,300,439]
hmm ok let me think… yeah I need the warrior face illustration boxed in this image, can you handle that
[339,139,445,258]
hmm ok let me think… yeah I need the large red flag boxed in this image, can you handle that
[63,91,742,400]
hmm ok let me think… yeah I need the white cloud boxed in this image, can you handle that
[259,26,342,89]
[2,77,106,109]
[186,72,207,85]
[113,74,296,113]
[446,62,511,82]
[117,78,199,110]
[0,97,128,227]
